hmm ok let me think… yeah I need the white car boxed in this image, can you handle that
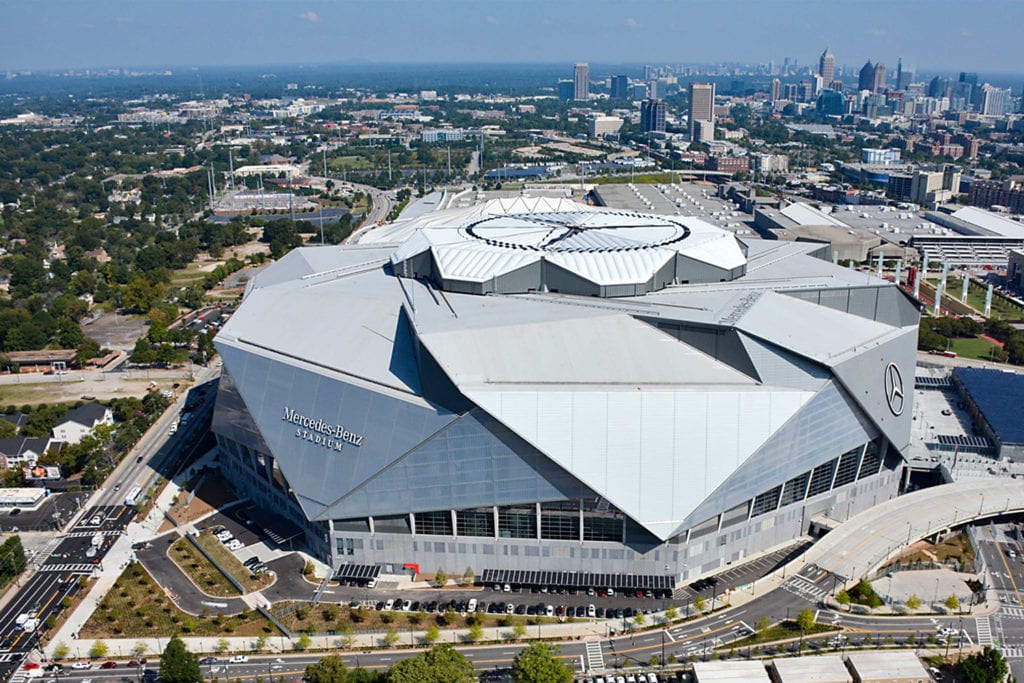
[228,655,249,664]
[384,599,395,611]
[587,604,596,618]
[545,604,554,617]
[216,531,233,542]
[506,602,515,614]
[225,539,244,551]
[467,598,478,613]
[71,662,93,670]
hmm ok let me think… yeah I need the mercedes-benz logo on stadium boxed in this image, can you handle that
[884,363,905,417]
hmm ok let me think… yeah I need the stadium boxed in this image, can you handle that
[212,196,920,585]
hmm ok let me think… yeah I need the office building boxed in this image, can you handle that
[858,61,875,91]
[574,63,590,101]
[770,78,782,102]
[213,196,919,581]
[979,84,1012,116]
[860,148,901,165]
[688,82,715,142]
[873,63,887,93]
[909,166,961,205]
[816,89,845,116]
[640,99,667,133]
[818,47,835,88]
[895,58,913,91]
[589,115,623,138]
[629,83,649,100]
[557,80,574,102]
[611,75,629,100]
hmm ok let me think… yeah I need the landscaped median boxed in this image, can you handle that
[193,531,275,594]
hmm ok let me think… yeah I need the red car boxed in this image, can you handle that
[23,663,40,671]
[100,662,118,669]
[128,660,148,667]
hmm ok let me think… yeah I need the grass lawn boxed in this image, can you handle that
[732,620,838,647]
[81,562,277,639]
[275,601,557,637]
[949,336,1001,360]
[169,537,239,598]
[329,156,375,171]
[928,278,1024,319]
[195,532,275,594]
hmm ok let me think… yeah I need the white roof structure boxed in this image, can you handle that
[383,197,747,294]
[846,652,929,682]
[771,655,852,683]
[780,202,851,228]
[951,206,1024,238]
[693,660,772,683]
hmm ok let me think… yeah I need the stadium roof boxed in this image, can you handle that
[951,206,1024,238]
[953,367,1024,445]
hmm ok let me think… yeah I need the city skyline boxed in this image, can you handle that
[1,0,1023,74]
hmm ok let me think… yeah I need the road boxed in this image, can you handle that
[973,524,1024,681]
[0,366,221,682]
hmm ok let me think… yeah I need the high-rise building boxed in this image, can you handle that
[611,75,629,100]
[873,63,887,93]
[629,83,649,100]
[640,99,667,133]
[895,58,913,90]
[858,61,875,91]
[818,47,835,88]
[688,82,715,142]
[959,72,978,86]
[979,84,1012,116]
[770,78,782,102]
[573,63,590,101]
[816,89,845,116]
[928,76,949,99]
[557,80,574,102]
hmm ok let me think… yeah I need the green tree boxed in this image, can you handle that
[693,595,708,613]
[835,589,851,609]
[796,608,815,632]
[424,623,440,645]
[383,627,399,647]
[945,594,961,612]
[159,635,202,683]
[757,616,771,633]
[434,568,448,587]
[664,605,678,622]
[296,633,313,651]
[633,612,646,627]
[304,654,348,683]
[906,594,921,610]
[254,634,268,652]
[89,640,109,658]
[52,642,70,660]
[132,642,148,658]
[388,644,476,683]
[215,638,229,654]
[958,646,1008,683]
[512,620,528,640]
[510,643,574,683]
[466,622,484,643]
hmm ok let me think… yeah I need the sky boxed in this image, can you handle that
[2,0,1023,75]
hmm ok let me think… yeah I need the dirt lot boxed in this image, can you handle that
[161,472,240,532]
[0,373,185,407]
[81,312,150,352]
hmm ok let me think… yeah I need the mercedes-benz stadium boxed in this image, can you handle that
[211,196,920,584]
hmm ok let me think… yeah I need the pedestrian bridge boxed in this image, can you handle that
[800,479,1023,582]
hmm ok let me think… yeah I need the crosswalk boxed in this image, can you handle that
[1001,606,1024,620]
[781,576,829,602]
[66,529,121,539]
[584,640,605,671]
[1002,647,1024,659]
[39,563,94,573]
[976,616,994,646]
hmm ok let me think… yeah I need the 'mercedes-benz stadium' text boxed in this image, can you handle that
[282,406,364,448]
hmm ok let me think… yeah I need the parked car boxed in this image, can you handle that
[225,539,244,551]
[100,662,118,670]
[71,662,93,670]
[228,655,249,664]
[199,657,218,665]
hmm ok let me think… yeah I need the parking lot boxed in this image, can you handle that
[0,492,85,533]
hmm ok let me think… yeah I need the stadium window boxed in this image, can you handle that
[498,506,537,539]
[456,508,494,537]
[780,471,810,506]
[414,510,454,536]
[583,515,622,542]
[832,447,862,489]
[373,514,412,535]
[858,440,882,479]
[807,459,837,497]
[751,485,782,517]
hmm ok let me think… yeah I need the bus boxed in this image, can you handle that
[124,486,142,507]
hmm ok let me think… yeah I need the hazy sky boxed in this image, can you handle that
[2,0,1022,74]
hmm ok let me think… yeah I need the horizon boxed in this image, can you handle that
[2,0,1023,74]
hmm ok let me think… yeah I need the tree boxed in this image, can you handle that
[89,640,108,658]
[946,593,961,612]
[296,633,313,650]
[757,616,771,633]
[466,622,484,643]
[664,605,678,622]
[633,612,646,627]
[215,638,229,654]
[510,643,574,683]
[254,634,268,652]
[434,568,448,587]
[835,589,851,609]
[463,566,475,583]
[512,620,528,640]
[132,642,148,658]
[388,644,476,683]
[906,594,921,610]
[693,595,708,613]
[796,608,815,632]
[52,642,70,660]
[424,623,440,645]
[159,635,202,683]
[383,627,399,647]
[958,646,1008,683]
[304,655,348,683]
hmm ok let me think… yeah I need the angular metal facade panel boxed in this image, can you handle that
[738,333,831,391]
[675,380,878,534]
[217,341,459,517]
[322,409,592,519]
